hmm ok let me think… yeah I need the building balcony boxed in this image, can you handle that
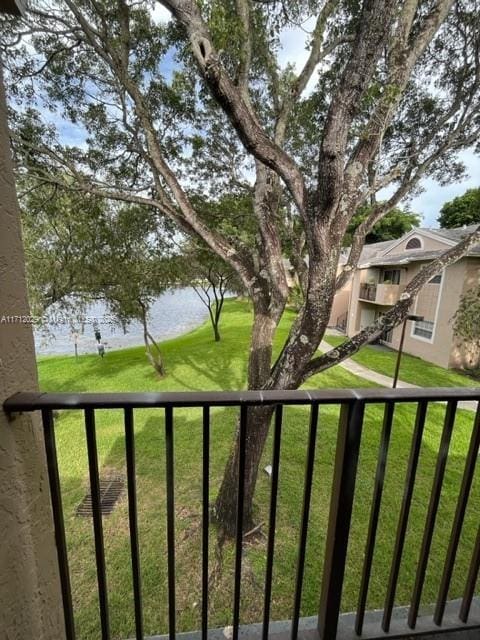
[359,282,405,305]
[4,388,480,640]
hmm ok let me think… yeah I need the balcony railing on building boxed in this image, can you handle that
[359,283,405,305]
[4,388,480,640]
[359,282,377,301]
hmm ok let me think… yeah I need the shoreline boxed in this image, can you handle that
[35,298,241,362]
[34,288,216,358]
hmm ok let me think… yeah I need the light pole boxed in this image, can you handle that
[392,314,424,388]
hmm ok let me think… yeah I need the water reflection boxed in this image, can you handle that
[34,288,218,356]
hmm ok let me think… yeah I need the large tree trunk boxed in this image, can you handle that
[213,242,340,536]
[208,304,222,342]
[213,305,280,535]
[213,404,275,536]
[139,301,166,376]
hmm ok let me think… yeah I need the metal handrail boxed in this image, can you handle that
[5,387,480,411]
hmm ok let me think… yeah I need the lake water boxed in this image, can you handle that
[35,288,214,356]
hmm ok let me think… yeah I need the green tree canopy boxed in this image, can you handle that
[453,284,480,371]
[21,182,176,373]
[438,188,480,228]
[346,206,421,245]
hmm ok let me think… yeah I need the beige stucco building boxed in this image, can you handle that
[336,226,480,370]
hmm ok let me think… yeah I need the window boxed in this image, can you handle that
[406,237,422,250]
[429,274,442,284]
[413,319,434,340]
[381,269,401,284]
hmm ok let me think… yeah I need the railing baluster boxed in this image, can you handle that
[318,400,365,640]
[165,406,176,640]
[459,524,480,623]
[84,408,110,640]
[434,403,480,626]
[124,408,143,640]
[408,400,457,629]
[291,403,319,640]
[202,406,210,640]
[232,404,248,640]
[382,400,428,633]
[262,404,283,640]
[41,409,76,640]
[355,401,395,636]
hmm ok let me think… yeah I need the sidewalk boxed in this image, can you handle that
[319,340,478,412]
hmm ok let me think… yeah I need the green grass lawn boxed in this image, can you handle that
[38,300,480,639]
[323,334,479,387]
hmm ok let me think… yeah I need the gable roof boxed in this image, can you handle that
[427,224,480,243]
[357,224,480,268]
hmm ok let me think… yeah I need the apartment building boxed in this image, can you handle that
[338,225,480,369]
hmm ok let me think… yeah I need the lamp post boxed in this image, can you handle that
[392,314,424,388]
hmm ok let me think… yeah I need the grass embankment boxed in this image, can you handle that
[38,300,480,640]
[324,334,479,387]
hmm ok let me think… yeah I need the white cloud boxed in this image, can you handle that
[151,3,172,25]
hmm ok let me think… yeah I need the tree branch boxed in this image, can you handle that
[317,0,398,220]
[157,0,307,215]
[345,0,456,187]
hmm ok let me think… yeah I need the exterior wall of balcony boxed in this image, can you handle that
[358,282,406,305]
[0,64,65,639]
[375,282,405,305]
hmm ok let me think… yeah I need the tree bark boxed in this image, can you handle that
[213,404,275,536]
[213,304,279,534]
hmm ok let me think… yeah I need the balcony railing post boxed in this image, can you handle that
[318,399,365,640]
[41,409,76,640]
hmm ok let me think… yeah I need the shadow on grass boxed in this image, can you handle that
[40,302,254,393]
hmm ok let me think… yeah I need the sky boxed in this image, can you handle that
[57,3,479,230]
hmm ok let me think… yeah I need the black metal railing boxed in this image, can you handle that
[359,283,377,301]
[4,388,480,640]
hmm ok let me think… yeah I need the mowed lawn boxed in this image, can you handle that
[38,300,480,640]
[323,334,479,387]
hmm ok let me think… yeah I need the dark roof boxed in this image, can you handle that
[426,224,480,243]
[360,239,397,261]
[357,224,480,267]
[366,249,447,267]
